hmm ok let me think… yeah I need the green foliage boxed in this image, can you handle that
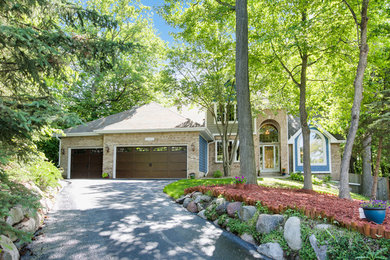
[212,170,223,178]
[0,170,41,243]
[102,172,109,178]
[288,172,323,185]
[36,137,60,165]
[6,155,62,191]
[163,178,233,199]
[204,204,218,221]
[289,172,304,182]
[226,218,252,235]
[255,201,270,214]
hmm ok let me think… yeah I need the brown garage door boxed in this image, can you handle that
[71,148,103,178]
[116,146,187,178]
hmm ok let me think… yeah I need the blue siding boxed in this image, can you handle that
[199,136,208,173]
[294,127,330,173]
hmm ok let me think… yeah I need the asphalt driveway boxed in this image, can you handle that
[23,179,263,260]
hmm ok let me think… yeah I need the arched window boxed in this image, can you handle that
[260,124,279,143]
[298,130,326,165]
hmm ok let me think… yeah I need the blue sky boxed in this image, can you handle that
[140,0,177,44]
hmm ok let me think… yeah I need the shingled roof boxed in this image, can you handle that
[64,102,205,135]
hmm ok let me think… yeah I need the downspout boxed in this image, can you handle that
[55,134,61,167]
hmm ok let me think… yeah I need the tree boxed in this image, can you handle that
[59,0,165,122]
[235,0,257,184]
[161,0,257,183]
[251,0,353,190]
[339,0,370,199]
[0,0,133,162]
[162,42,239,177]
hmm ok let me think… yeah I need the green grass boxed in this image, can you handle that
[163,178,233,199]
[163,177,369,201]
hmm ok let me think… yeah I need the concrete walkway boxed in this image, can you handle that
[23,179,263,260]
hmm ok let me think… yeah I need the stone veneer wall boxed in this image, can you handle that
[60,132,201,179]
[330,143,341,180]
[60,136,104,178]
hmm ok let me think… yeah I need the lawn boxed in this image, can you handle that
[163,178,233,199]
[164,177,368,201]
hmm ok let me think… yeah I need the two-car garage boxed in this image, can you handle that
[69,146,187,179]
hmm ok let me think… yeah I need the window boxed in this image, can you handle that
[171,146,186,152]
[153,147,168,152]
[216,140,239,163]
[215,103,237,123]
[298,130,326,165]
[260,124,279,143]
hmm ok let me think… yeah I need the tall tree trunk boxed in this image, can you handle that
[300,52,312,190]
[299,8,312,190]
[339,0,369,199]
[362,134,373,197]
[370,136,383,200]
[235,0,257,184]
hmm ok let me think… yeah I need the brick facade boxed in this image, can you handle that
[60,131,202,178]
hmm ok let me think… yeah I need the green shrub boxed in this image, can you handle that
[6,155,62,191]
[289,172,323,185]
[212,170,222,178]
[289,172,304,182]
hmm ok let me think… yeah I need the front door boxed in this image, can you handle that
[260,145,279,172]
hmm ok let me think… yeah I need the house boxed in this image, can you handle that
[58,102,344,180]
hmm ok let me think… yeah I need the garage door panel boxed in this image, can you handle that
[116,146,187,178]
[71,149,103,179]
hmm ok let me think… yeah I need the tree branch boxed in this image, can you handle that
[342,0,360,44]
[271,41,300,87]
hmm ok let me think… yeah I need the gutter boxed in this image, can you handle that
[55,134,61,167]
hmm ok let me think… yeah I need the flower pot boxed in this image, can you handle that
[235,183,244,189]
[363,207,386,224]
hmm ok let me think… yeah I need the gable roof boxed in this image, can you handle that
[64,102,208,136]
[287,116,345,144]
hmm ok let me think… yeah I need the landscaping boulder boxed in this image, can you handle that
[256,214,284,234]
[238,206,257,222]
[240,233,256,245]
[0,235,19,260]
[187,201,199,213]
[6,206,24,226]
[15,218,36,233]
[227,202,242,218]
[309,234,327,260]
[315,224,333,230]
[213,219,219,227]
[191,192,203,200]
[215,199,228,215]
[284,217,302,250]
[175,195,187,204]
[194,195,212,204]
[183,198,192,208]
[197,203,205,212]
[257,242,285,260]
[197,210,207,220]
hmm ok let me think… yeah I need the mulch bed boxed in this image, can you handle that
[184,184,390,239]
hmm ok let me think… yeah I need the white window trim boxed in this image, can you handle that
[215,140,240,163]
[214,103,237,124]
[297,130,328,166]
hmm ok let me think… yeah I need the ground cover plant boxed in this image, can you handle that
[185,184,390,238]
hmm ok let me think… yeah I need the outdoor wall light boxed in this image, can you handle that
[106,146,110,153]
[191,143,195,152]
[61,148,65,155]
